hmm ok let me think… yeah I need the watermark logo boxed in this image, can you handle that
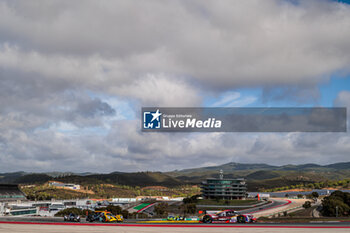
[142,107,346,132]
[143,109,162,129]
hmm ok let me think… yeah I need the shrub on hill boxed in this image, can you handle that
[302,201,312,209]
[54,207,92,217]
[321,191,350,217]
[183,194,201,204]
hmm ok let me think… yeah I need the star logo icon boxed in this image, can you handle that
[143,109,162,129]
[150,109,162,122]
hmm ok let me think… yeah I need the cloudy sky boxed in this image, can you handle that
[0,0,350,173]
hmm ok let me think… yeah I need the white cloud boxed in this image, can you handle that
[117,74,202,107]
[211,91,257,107]
[211,92,241,107]
[335,91,350,107]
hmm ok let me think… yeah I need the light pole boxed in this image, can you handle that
[336,206,339,218]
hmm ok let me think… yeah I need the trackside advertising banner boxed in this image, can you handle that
[141,107,346,132]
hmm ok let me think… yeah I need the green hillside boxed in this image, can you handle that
[1,161,350,192]
[0,171,183,188]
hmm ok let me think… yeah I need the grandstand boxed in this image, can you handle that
[134,203,150,211]
[0,184,26,202]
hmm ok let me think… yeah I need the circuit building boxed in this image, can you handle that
[0,184,26,202]
[201,171,247,200]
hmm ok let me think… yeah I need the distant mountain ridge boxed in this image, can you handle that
[169,162,350,174]
[166,161,350,191]
[1,162,349,191]
[0,171,183,187]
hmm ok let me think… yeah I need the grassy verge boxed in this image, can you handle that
[287,206,316,217]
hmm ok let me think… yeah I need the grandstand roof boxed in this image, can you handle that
[0,184,26,202]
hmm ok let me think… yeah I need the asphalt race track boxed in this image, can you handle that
[0,221,350,233]
[0,198,289,225]
[0,199,348,232]
[240,199,288,214]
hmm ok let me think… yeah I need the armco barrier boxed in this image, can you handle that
[267,205,303,218]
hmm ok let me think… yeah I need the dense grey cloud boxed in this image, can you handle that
[1,0,350,90]
[0,0,349,172]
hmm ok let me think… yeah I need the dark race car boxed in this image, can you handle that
[201,209,256,223]
[86,213,101,222]
[64,213,81,222]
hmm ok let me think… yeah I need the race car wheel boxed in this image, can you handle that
[237,215,246,223]
[202,215,213,223]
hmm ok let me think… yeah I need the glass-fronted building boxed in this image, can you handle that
[201,177,247,200]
